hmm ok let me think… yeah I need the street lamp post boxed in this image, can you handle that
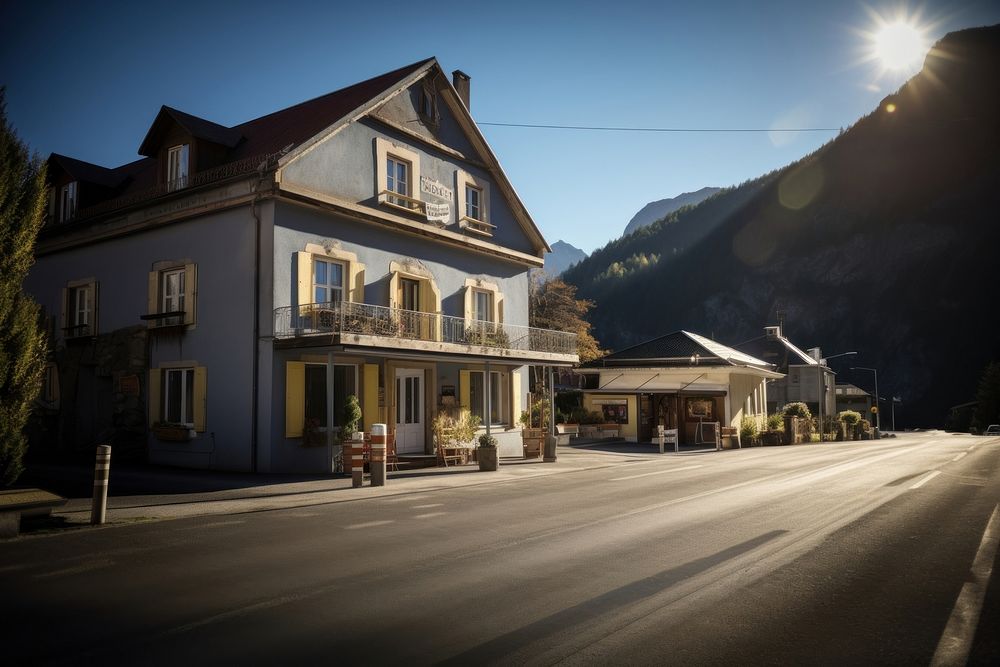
[818,352,857,441]
[852,367,880,430]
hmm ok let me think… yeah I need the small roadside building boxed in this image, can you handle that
[578,331,782,444]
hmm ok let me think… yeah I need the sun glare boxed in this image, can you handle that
[874,21,927,70]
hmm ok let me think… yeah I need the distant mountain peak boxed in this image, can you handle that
[623,187,721,238]
[543,240,588,277]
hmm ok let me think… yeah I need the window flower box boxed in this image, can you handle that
[152,423,196,442]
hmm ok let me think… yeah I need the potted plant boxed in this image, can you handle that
[477,433,499,471]
[339,395,363,473]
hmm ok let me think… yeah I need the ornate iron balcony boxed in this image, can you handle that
[274,301,578,357]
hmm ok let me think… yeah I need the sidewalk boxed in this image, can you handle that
[21,443,665,528]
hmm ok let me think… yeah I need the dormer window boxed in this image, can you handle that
[59,182,77,222]
[167,144,189,191]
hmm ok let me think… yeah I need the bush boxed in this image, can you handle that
[740,415,760,442]
[782,402,812,420]
[766,412,785,432]
[339,395,362,441]
[860,419,871,431]
[579,410,604,425]
[838,410,862,426]
[478,433,498,448]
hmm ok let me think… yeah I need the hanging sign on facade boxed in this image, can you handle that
[425,202,450,224]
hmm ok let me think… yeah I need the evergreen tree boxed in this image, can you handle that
[529,276,605,363]
[0,89,48,485]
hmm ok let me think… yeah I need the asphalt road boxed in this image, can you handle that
[3,432,999,665]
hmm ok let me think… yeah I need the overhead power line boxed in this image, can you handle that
[478,121,840,133]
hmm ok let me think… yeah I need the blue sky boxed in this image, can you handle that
[2,0,998,253]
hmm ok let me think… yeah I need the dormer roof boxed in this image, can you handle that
[48,153,123,188]
[138,106,244,157]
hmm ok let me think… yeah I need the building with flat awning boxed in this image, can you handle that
[578,331,783,444]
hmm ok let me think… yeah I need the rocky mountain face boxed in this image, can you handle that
[622,187,721,238]
[563,25,1000,427]
[542,240,588,277]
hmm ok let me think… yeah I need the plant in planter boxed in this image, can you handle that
[477,433,499,471]
[739,415,760,446]
[340,395,363,443]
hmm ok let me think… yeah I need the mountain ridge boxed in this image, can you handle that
[622,186,721,237]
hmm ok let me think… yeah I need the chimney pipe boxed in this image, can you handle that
[452,70,471,110]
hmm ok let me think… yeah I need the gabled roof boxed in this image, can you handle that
[735,332,816,372]
[138,106,245,156]
[582,331,773,370]
[48,154,124,188]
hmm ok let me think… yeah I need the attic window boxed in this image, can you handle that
[167,144,189,191]
[58,182,77,222]
[419,84,439,125]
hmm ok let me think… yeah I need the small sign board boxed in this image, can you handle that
[119,374,140,396]
[425,202,450,224]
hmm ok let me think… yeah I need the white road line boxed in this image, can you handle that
[931,505,1000,667]
[382,494,431,503]
[952,452,967,462]
[909,470,942,489]
[175,520,245,531]
[412,503,444,509]
[414,512,448,519]
[343,520,394,530]
[610,464,704,481]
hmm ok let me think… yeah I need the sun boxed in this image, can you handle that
[874,21,928,70]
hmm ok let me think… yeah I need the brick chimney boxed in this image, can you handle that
[452,70,471,110]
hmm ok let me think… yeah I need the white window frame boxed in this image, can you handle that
[472,288,494,323]
[456,170,493,236]
[375,138,422,213]
[470,370,504,426]
[167,144,189,191]
[313,257,346,305]
[72,285,91,328]
[59,181,77,222]
[304,362,359,429]
[164,367,195,425]
[161,268,186,315]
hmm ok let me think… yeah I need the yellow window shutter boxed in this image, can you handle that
[462,286,472,321]
[363,364,379,432]
[91,281,100,335]
[59,287,68,334]
[193,366,208,432]
[285,361,306,438]
[183,263,197,326]
[148,368,162,424]
[495,292,503,324]
[459,369,471,420]
[296,252,312,308]
[351,263,366,303]
[387,271,399,309]
[147,270,159,327]
[511,371,521,426]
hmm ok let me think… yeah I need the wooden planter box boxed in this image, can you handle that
[152,425,195,442]
[522,428,545,458]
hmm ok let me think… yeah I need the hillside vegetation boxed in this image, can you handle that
[563,25,1000,426]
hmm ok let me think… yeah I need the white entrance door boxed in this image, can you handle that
[395,369,424,454]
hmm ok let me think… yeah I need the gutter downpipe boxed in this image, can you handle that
[248,169,269,473]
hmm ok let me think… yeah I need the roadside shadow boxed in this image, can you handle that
[440,529,788,665]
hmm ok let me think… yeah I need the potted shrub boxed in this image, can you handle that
[782,402,812,444]
[838,410,862,441]
[739,415,760,447]
[477,433,499,471]
[339,395,363,473]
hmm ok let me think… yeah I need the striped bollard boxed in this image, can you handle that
[91,445,111,525]
[351,437,365,488]
[370,424,387,487]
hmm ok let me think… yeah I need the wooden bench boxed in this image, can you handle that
[1,489,66,538]
[599,423,621,438]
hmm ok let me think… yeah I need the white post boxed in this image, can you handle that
[91,445,111,525]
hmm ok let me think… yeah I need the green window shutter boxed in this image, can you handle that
[285,361,306,437]
[148,368,162,424]
[193,366,207,432]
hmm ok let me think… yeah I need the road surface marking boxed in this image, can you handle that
[931,505,1000,667]
[610,464,704,481]
[909,471,942,489]
[414,512,448,519]
[34,559,114,579]
[382,494,431,503]
[952,452,967,462]
[412,503,444,509]
[967,444,977,451]
[175,520,245,531]
[344,520,393,530]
